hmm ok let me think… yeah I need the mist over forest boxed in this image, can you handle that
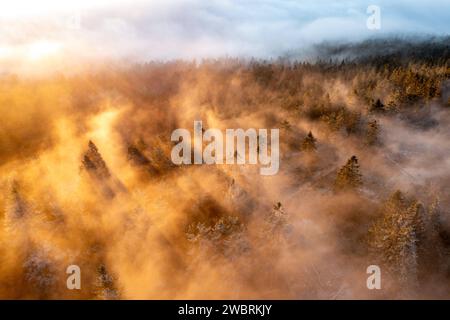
[0,37,449,299]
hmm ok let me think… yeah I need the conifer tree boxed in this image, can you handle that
[261,202,292,248]
[6,181,28,220]
[409,201,426,242]
[186,216,249,260]
[267,202,289,234]
[428,198,442,236]
[301,131,317,152]
[368,191,419,288]
[95,264,120,300]
[424,198,445,273]
[23,249,56,299]
[365,119,380,146]
[82,140,110,179]
[370,98,385,113]
[334,156,362,191]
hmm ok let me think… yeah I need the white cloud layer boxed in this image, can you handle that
[0,0,449,67]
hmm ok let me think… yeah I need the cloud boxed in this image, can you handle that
[0,0,448,71]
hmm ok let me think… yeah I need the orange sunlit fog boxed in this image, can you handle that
[0,1,449,301]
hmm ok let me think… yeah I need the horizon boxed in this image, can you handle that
[1,1,450,75]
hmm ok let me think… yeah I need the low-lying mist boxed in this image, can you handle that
[0,37,449,299]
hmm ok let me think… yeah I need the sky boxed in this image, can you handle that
[0,0,449,71]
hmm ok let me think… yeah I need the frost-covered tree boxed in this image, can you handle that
[186,216,249,260]
[368,191,419,288]
[419,197,445,277]
[262,202,291,243]
[23,249,57,298]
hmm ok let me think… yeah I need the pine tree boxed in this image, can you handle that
[23,248,57,299]
[127,145,150,166]
[424,198,444,274]
[334,156,362,191]
[365,119,380,146]
[428,198,442,236]
[370,194,445,288]
[409,201,426,242]
[370,98,385,113]
[95,264,120,300]
[368,191,418,289]
[82,140,110,179]
[301,131,317,152]
[260,202,292,255]
[265,202,290,239]
[186,216,249,260]
[6,181,28,221]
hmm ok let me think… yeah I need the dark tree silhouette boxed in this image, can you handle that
[334,156,362,191]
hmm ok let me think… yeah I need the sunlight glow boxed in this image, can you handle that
[27,41,62,61]
[0,0,140,18]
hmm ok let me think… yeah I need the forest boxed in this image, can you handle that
[0,37,449,299]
